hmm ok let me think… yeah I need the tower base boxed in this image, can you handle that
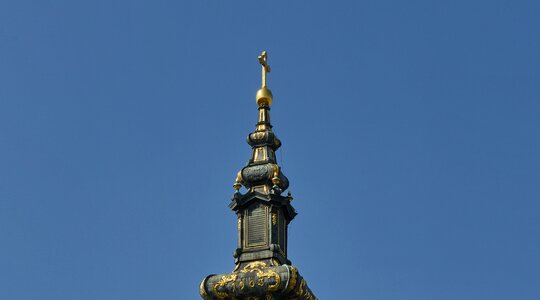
[200,260,317,300]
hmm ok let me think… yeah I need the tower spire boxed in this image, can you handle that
[234,51,288,196]
[200,51,317,300]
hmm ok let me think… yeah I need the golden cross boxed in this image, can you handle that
[258,51,271,87]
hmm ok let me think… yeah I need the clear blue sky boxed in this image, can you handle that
[1,1,539,299]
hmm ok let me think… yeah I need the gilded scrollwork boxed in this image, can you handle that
[286,266,298,294]
[212,273,238,299]
[203,264,317,300]
[206,262,283,299]
[241,261,267,271]
[290,278,317,300]
[240,262,281,292]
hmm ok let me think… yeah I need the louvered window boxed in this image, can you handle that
[246,204,267,247]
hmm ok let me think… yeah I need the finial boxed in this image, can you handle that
[233,171,243,194]
[256,50,273,107]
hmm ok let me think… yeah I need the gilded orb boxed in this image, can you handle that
[256,87,273,107]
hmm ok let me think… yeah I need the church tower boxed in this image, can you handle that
[200,51,317,300]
